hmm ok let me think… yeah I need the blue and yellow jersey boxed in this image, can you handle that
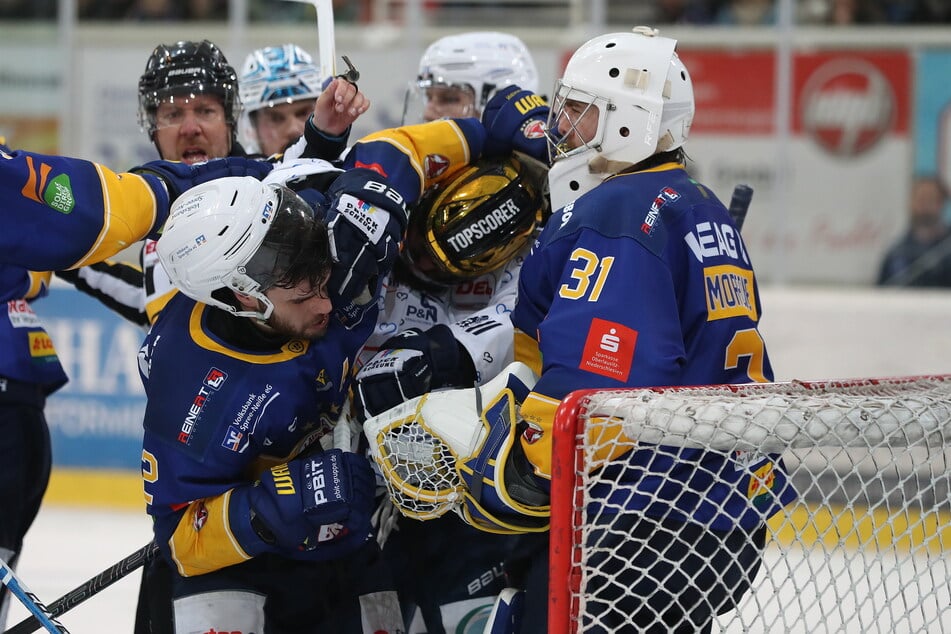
[140,117,488,577]
[0,144,169,271]
[512,164,796,531]
[0,145,166,391]
[141,292,372,576]
[343,117,485,203]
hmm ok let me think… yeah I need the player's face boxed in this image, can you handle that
[253,99,316,156]
[556,98,600,151]
[423,85,478,121]
[263,275,333,340]
[153,93,231,164]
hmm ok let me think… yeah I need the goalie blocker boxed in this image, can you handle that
[362,362,550,534]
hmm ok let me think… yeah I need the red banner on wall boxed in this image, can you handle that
[680,49,909,158]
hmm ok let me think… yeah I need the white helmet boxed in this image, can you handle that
[156,176,329,321]
[545,26,695,211]
[402,31,539,123]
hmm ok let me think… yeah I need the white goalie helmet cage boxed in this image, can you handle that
[402,31,540,124]
[156,176,320,321]
[545,26,695,211]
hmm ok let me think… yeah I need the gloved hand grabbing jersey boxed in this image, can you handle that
[229,448,376,561]
[481,85,549,163]
[324,168,408,327]
[353,324,476,422]
[130,156,274,202]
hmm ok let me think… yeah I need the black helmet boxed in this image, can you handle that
[401,154,549,287]
[137,40,240,138]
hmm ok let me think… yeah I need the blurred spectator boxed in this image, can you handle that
[651,0,716,23]
[826,0,887,24]
[187,0,227,20]
[125,0,184,20]
[877,176,951,287]
[715,0,776,24]
[249,0,359,22]
[0,0,56,19]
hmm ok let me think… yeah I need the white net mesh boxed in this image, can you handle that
[550,376,951,633]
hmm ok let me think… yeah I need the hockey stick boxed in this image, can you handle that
[728,183,754,231]
[0,557,69,634]
[282,0,337,80]
[5,542,159,634]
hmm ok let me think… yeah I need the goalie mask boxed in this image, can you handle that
[401,154,549,287]
[156,176,331,321]
[545,26,695,210]
[138,40,241,139]
[402,31,539,124]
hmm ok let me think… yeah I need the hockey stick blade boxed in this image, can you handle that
[728,183,753,231]
[0,557,69,634]
[5,542,159,634]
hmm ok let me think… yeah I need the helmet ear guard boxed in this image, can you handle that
[401,154,549,287]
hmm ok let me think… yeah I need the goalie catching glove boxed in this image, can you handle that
[324,168,408,328]
[229,448,376,561]
[352,324,476,422]
[362,361,550,533]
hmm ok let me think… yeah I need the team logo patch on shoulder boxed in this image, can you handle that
[424,153,450,179]
[579,318,637,382]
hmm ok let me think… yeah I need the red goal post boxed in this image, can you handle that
[549,375,951,633]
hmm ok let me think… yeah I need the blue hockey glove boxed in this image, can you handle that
[231,448,376,561]
[130,156,274,202]
[481,85,549,162]
[324,168,408,326]
[353,324,475,422]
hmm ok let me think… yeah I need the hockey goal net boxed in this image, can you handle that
[549,375,951,633]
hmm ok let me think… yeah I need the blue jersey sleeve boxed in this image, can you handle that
[0,145,170,271]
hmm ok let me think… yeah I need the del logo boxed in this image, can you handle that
[579,318,637,382]
[424,153,450,179]
[204,367,228,389]
[800,58,895,157]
